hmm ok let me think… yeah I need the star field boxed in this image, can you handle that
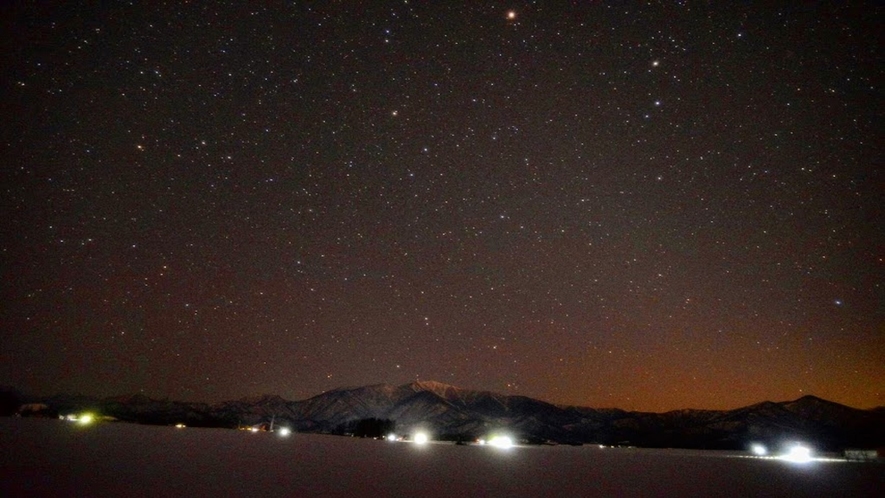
[1,2,882,411]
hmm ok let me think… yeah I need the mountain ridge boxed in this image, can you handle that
[11,381,885,451]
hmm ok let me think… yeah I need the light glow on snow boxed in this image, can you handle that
[780,445,812,463]
[3,420,876,497]
[488,436,513,449]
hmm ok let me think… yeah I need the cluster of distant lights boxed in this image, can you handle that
[63,413,95,425]
[746,443,836,464]
[187,425,515,449]
[385,432,514,449]
[62,414,303,437]
[235,429,840,464]
[382,434,842,461]
[244,426,292,437]
[62,419,508,450]
[56,415,846,464]
[62,410,510,449]
[245,426,835,464]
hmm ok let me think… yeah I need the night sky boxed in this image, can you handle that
[2,2,882,412]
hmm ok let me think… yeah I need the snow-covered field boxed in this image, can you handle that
[1,418,881,497]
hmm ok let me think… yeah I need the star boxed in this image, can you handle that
[3,0,878,415]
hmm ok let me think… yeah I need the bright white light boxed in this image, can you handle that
[477,439,486,446]
[278,427,291,437]
[386,433,397,442]
[750,443,767,456]
[249,427,259,433]
[488,436,513,449]
[781,445,813,463]
[413,432,429,444]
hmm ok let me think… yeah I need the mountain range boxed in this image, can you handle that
[5,381,884,451]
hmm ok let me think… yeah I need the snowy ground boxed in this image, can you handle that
[1,418,881,497]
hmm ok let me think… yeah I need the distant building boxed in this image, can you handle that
[843,449,881,461]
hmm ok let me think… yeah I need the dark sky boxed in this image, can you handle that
[2,2,882,412]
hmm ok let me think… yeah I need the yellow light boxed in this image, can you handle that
[78,414,94,425]
[175,423,186,429]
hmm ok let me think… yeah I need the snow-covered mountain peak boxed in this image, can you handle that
[406,380,461,398]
